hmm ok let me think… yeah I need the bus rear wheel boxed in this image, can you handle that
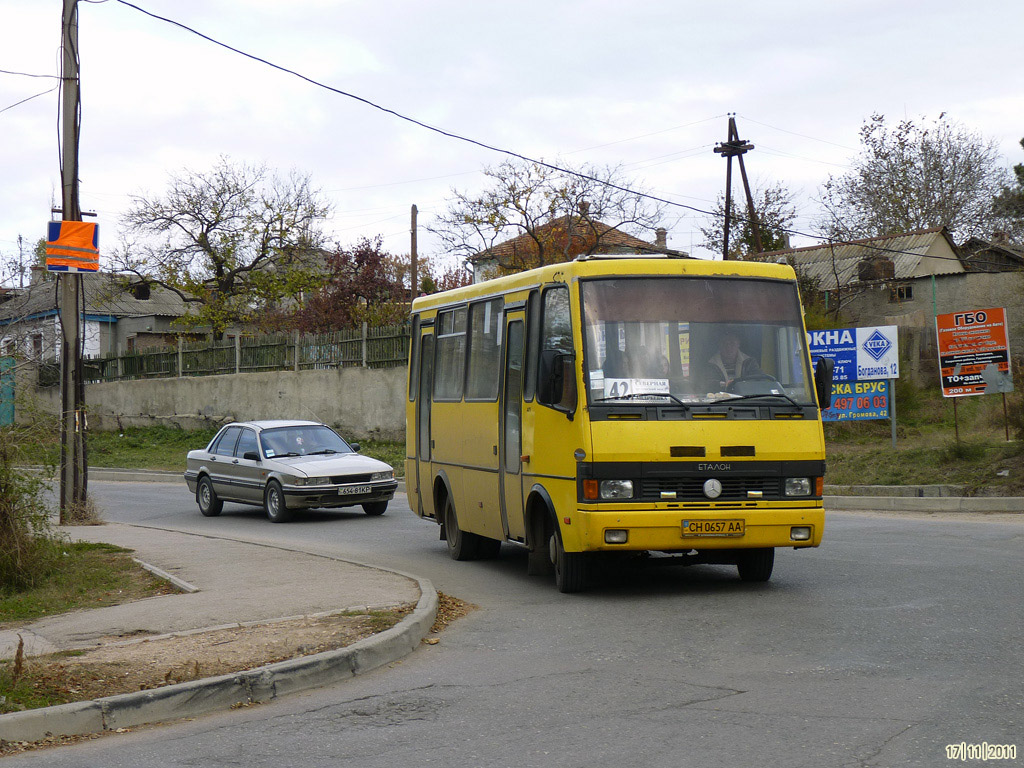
[443,496,480,561]
[549,521,587,593]
[737,548,774,582]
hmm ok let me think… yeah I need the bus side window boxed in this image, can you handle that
[523,291,540,402]
[537,286,576,413]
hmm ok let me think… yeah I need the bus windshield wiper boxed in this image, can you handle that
[718,392,805,408]
[594,392,690,409]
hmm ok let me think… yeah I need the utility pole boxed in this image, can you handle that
[59,0,87,522]
[713,114,763,260]
[410,204,418,303]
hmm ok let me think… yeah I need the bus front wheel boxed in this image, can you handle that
[549,521,587,593]
[443,496,480,561]
[737,548,774,582]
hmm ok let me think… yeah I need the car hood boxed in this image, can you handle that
[272,452,392,478]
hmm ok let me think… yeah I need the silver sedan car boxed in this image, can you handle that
[184,420,397,523]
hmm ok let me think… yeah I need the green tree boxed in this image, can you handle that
[113,157,331,338]
[699,182,797,259]
[818,113,1009,241]
[992,137,1024,242]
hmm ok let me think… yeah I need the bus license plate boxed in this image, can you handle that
[682,519,744,537]
[339,485,370,496]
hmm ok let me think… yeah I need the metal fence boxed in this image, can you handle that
[84,323,411,383]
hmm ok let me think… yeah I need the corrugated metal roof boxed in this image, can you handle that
[752,228,964,290]
[0,274,187,324]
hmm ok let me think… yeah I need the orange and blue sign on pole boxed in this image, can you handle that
[46,221,99,273]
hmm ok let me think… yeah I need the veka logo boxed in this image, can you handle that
[862,329,892,362]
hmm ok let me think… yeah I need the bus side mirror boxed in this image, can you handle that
[538,349,576,413]
[814,357,835,410]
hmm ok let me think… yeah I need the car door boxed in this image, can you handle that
[208,426,242,499]
[231,427,264,503]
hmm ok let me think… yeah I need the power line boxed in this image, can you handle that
[0,68,60,79]
[736,114,857,151]
[0,84,59,115]
[107,0,984,267]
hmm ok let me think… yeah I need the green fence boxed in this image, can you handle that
[86,324,410,383]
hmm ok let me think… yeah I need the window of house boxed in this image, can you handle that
[889,284,913,303]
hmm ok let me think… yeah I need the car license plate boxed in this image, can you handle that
[339,485,370,496]
[682,519,745,537]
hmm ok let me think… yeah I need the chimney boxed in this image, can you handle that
[655,228,667,249]
[30,264,45,285]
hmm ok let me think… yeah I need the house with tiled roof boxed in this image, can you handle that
[0,268,188,363]
[469,202,688,282]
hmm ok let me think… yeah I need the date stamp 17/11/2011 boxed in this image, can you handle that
[946,743,1017,761]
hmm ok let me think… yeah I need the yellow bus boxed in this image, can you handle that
[405,255,834,592]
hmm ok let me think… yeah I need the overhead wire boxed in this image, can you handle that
[0,85,59,116]
[106,0,992,267]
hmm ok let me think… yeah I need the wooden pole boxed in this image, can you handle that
[59,0,87,522]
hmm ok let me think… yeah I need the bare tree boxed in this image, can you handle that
[430,160,667,275]
[111,157,332,338]
[699,181,798,259]
[818,113,1009,241]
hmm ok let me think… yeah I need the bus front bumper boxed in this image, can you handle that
[571,504,825,552]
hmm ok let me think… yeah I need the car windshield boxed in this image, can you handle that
[581,276,815,406]
[259,425,354,458]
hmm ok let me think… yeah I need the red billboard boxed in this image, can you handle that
[935,308,1013,397]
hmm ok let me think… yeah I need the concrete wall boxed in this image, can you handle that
[31,366,408,440]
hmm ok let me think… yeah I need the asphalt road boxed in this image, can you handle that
[9,482,1023,768]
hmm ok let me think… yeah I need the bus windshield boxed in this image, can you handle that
[581,276,815,406]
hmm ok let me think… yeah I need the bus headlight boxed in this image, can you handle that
[784,477,812,496]
[600,480,634,500]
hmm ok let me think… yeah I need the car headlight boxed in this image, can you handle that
[293,476,330,486]
[784,477,812,496]
[600,480,634,500]
[371,470,394,481]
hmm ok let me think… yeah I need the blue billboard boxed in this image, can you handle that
[822,379,890,422]
[808,326,899,383]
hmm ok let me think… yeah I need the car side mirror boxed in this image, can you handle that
[814,357,835,410]
[351,443,361,452]
[243,451,260,461]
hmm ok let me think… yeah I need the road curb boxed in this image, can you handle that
[826,495,1024,513]
[0,573,437,744]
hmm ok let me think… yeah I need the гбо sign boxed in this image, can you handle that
[935,308,1013,397]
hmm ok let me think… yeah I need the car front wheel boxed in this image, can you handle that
[264,480,292,523]
[362,501,388,516]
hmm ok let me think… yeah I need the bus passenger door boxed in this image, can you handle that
[414,331,435,518]
[499,314,526,541]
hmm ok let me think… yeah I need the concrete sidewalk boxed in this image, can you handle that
[0,523,438,744]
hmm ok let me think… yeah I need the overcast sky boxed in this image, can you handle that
[1,0,1022,276]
